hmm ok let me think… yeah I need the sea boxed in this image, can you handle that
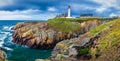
[0,20,52,61]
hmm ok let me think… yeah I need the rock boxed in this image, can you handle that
[51,32,100,60]
[12,20,102,49]
[35,59,45,61]
[55,54,69,59]
[12,22,82,49]
[35,59,51,61]
[68,45,78,57]
[34,19,111,60]
[0,49,7,61]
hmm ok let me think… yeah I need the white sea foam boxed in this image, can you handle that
[0,31,8,48]
[2,26,14,31]
[0,29,13,51]
[0,32,10,35]
[0,33,7,41]
[0,31,11,40]
[3,47,13,51]
[0,41,4,47]
[9,26,14,30]
[0,31,12,38]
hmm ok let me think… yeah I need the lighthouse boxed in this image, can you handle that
[68,5,71,17]
[66,5,72,18]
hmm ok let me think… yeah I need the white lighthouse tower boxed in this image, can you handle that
[66,5,72,18]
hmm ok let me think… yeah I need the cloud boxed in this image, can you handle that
[109,13,120,17]
[0,9,40,15]
[0,0,119,20]
[0,9,57,20]
[95,7,107,13]
[48,7,57,12]
[92,0,117,6]
[72,3,95,12]
[0,0,14,7]
[109,13,117,17]
[92,0,120,13]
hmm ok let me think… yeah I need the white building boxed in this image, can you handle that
[66,5,72,18]
[55,5,73,18]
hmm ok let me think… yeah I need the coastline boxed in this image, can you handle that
[11,17,118,61]
[1,17,120,61]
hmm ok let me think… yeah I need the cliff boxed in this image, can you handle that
[12,18,108,49]
[11,18,118,61]
[49,18,120,61]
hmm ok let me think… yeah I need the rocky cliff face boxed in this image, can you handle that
[12,22,79,49]
[51,32,100,60]
[12,20,107,49]
[50,19,119,61]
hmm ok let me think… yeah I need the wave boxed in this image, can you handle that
[0,33,7,41]
[0,31,11,35]
[3,47,13,51]
[2,26,14,31]
[0,27,14,51]
[0,41,4,47]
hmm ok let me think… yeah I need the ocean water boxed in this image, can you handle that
[0,20,52,61]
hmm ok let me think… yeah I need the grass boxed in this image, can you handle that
[90,18,120,50]
[47,18,81,32]
[47,17,120,60]
[49,17,114,23]
[47,17,114,33]
[89,18,120,60]
[89,18,117,36]
[77,18,120,60]
[99,20,120,50]
[78,47,90,56]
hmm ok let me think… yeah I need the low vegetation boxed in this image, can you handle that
[47,18,81,32]
[95,18,120,61]
[47,17,114,33]
[77,18,120,61]
[48,17,114,23]
[36,17,119,61]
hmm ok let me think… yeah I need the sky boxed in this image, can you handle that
[0,0,120,20]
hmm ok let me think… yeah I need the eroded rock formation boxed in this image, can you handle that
[50,19,117,61]
[51,32,100,60]
[12,20,107,49]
